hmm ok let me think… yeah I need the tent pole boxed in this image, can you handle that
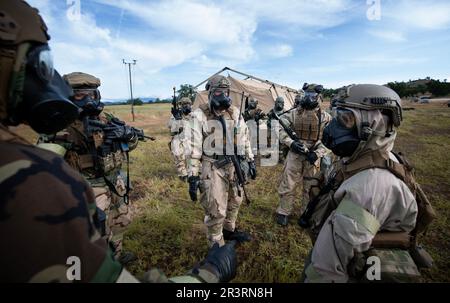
[224,67,298,92]
[193,67,230,89]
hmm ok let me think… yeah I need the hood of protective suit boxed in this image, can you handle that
[346,107,396,163]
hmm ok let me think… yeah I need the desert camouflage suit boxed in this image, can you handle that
[38,112,138,257]
[189,104,254,247]
[304,109,420,283]
[167,113,192,177]
[277,107,332,216]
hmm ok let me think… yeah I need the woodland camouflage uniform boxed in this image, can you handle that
[38,72,137,258]
[0,0,236,283]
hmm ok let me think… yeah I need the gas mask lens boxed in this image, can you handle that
[73,88,100,102]
[335,108,356,129]
[28,45,55,83]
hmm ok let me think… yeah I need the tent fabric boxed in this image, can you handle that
[193,76,298,113]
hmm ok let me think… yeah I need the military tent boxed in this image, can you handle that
[193,67,300,113]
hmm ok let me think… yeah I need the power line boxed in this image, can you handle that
[122,59,137,121]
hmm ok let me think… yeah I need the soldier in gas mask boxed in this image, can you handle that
[187,75,256,247]
[0,0,239,283]
[38,71,140,263]
[168,97,194,182]
[275,83,332,226]
[302,84,435,282]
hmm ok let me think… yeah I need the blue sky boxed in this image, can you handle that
[28,0,450,99]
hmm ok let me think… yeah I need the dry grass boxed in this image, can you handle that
[11,102,450,282]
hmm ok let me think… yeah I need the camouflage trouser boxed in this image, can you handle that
[277,150,321,216]
[170,135,188,177]
[199,158,244,247]
[92,175,131,257]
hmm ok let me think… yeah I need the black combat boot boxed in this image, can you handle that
[276,214,289,226]
[223,228,252,243]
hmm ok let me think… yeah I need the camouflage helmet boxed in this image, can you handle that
[0,0,77,134]
[333,84,402,127]
[0,0,50,120]
[205,75,230,91]
[63,72,101,89]
[302,83,324,94]
[275,96,284,103]
[177,96,192,106]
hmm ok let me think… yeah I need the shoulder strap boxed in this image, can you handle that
[317,108,322,141]
[340,150,409,185]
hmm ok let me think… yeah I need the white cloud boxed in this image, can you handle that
[368,30,407,42]
[265,44,294,58]
[96,0,257,61]
[384,0,450,30]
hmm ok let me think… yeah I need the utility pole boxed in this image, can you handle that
[123,59,137,121]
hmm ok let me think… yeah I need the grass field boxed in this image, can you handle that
[12,101,450,282]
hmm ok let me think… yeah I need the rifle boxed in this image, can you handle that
[269,110,300,142]
[84,117,154,205]
[87,118,155,143]
[278,104,300,116]
[269,110,308,155]
[171,86,182,120]
[217,114,251,205]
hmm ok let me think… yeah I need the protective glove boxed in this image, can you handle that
[188,175,200,201]
[248,160,257,180]
[171,108,182,120]
[290,140,308,155]
[201,241,237,283]
[306,151,318,165]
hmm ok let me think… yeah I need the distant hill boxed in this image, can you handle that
[103,97,157,104]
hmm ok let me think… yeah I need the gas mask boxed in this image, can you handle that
[72,88,104,118]
[248,99,258,110]
[15,44,78,134]
[300,92,319,110]
[322,108,361,157]
[275,101,284,111]
[209,88,231,111]
[181,103,192,115]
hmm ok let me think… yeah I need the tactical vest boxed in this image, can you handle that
[199,104,236,154]
[293,108,323,142]
[306,150,436,281]
[39,120,124,178]
[308,149,436,244]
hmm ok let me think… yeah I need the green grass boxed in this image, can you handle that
[12,102,450,282]
[116,102,450,282]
